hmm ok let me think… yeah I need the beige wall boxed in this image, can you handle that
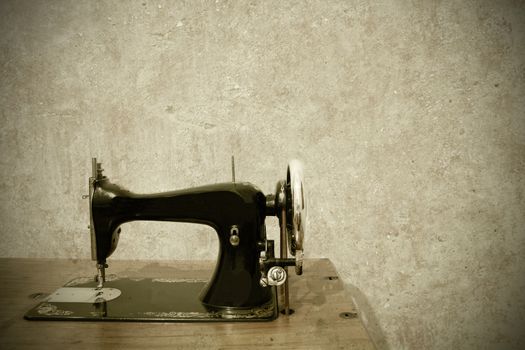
[1,1,524,349]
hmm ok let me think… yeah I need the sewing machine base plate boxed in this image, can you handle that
[24,276,278,322]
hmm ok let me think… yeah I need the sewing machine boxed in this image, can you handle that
[25,158,306,322]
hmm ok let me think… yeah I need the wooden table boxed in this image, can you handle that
[0,258,374,349]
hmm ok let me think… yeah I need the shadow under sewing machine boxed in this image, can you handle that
[25,158,307,322]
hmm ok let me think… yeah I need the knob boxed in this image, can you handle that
[267,266,287,286]
[229,235,240,246]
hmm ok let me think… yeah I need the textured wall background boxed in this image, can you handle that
[1,1,524,349]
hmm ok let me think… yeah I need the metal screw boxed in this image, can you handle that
[339,311,358,319]
[260,277,268,287]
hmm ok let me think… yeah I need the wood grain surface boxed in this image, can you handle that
[0,258,374,349]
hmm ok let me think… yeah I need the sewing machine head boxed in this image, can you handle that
[88,158,306,316]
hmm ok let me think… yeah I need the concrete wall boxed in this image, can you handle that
[1,1,524,349]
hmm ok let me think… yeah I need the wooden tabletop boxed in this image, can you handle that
[0,258,374,349]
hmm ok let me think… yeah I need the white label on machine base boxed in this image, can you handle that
[46,287,121,303]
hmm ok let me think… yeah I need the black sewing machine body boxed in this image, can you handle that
[92,179,272,309]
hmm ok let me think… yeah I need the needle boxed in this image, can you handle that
[96,263,106,289]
